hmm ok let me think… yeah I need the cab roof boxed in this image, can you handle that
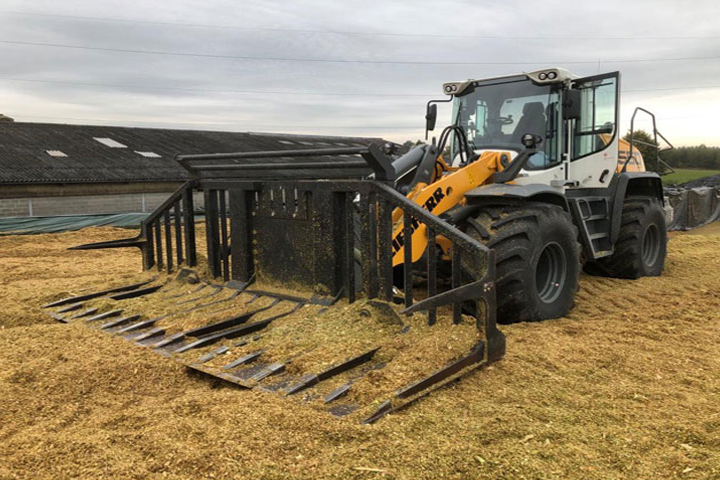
[442,68,577,96]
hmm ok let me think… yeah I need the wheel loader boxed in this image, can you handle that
[45,68,670,423]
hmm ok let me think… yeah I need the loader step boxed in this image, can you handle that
[568,196,614,261]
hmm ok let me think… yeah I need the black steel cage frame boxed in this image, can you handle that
[71,143,506,421]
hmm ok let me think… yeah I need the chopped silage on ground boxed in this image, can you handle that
[1,225,720,479]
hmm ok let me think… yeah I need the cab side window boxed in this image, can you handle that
[573,77,617,159]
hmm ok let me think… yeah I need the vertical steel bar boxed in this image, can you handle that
[452,246,462,324]
[402,210,413,309]
[204,189,212,274]
[154,221,163,270]
[204,189,221,278]
[345,193,356,304]
[359,192,370,298]
[219,190,230,281]
[427,226,437,326]
[481,251,500,351]
[367,192,378,298]
[212,189,221,278]
[183,188,197,267]
[360,191,378,299]
[142,222,155,270]
[230,190,253,282]
[174,199,183,266]
[164,210,173,273]
[377,199,394,302]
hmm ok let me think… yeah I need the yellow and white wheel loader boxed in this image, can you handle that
[47,68,671,423]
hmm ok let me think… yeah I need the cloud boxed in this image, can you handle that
[0,0,718,145]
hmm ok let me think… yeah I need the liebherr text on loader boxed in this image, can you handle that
[46,68,671,423]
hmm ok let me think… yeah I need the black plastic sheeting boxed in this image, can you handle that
[0,213,147,235]
[666,187,720,231]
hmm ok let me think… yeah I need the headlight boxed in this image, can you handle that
[443,83,461,94]
[547,71,557,80]
[538,72,547,80]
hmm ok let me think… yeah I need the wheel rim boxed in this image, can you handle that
[535,242,567,304]
[642,224,661,267]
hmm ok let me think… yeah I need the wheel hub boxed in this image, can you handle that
[536,242,567,304]
[642,224,661,267]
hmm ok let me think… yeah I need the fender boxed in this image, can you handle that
[609,172,664,243]
[464,183,570,211]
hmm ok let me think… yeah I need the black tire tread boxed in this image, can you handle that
[465,203,580,323]
[587,196,666,279]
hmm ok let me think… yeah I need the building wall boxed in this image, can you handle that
[0,191,205,218]
[0,197,30,217]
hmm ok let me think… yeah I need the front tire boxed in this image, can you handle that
[585,196,666,279]
[465,203,580,324]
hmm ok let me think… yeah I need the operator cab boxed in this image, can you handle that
[434,68,621,189]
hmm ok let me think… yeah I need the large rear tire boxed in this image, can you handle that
[465,203,580,324]
[584,196,666,279]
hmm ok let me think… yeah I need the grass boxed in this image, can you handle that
[661,168,720,185]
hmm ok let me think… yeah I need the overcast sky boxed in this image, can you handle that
[1,0,719,146]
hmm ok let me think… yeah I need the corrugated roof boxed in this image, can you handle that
[0,122,384,185]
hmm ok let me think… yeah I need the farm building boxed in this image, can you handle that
[0,119,380,218]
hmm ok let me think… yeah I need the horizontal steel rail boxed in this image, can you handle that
[177,146,369,161]
[176,143,397,181]
[186,161,369,171]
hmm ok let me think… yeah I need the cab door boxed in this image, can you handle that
[566,71,620,188]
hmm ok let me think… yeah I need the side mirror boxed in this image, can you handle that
[425,104,438,132]
[563,89,581,120]
[521,133,543,149]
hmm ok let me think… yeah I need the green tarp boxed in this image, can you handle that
[0,213,147,235]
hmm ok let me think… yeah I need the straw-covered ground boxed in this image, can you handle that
[1,225,720,479]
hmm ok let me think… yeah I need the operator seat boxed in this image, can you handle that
[512,102,546,144]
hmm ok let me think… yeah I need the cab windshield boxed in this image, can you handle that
[451,78,560,169]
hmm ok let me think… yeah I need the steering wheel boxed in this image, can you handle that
[487,115,514,126]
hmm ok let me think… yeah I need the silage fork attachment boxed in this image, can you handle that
[53,143,505,422]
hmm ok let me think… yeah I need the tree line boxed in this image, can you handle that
[656,145,720,170]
